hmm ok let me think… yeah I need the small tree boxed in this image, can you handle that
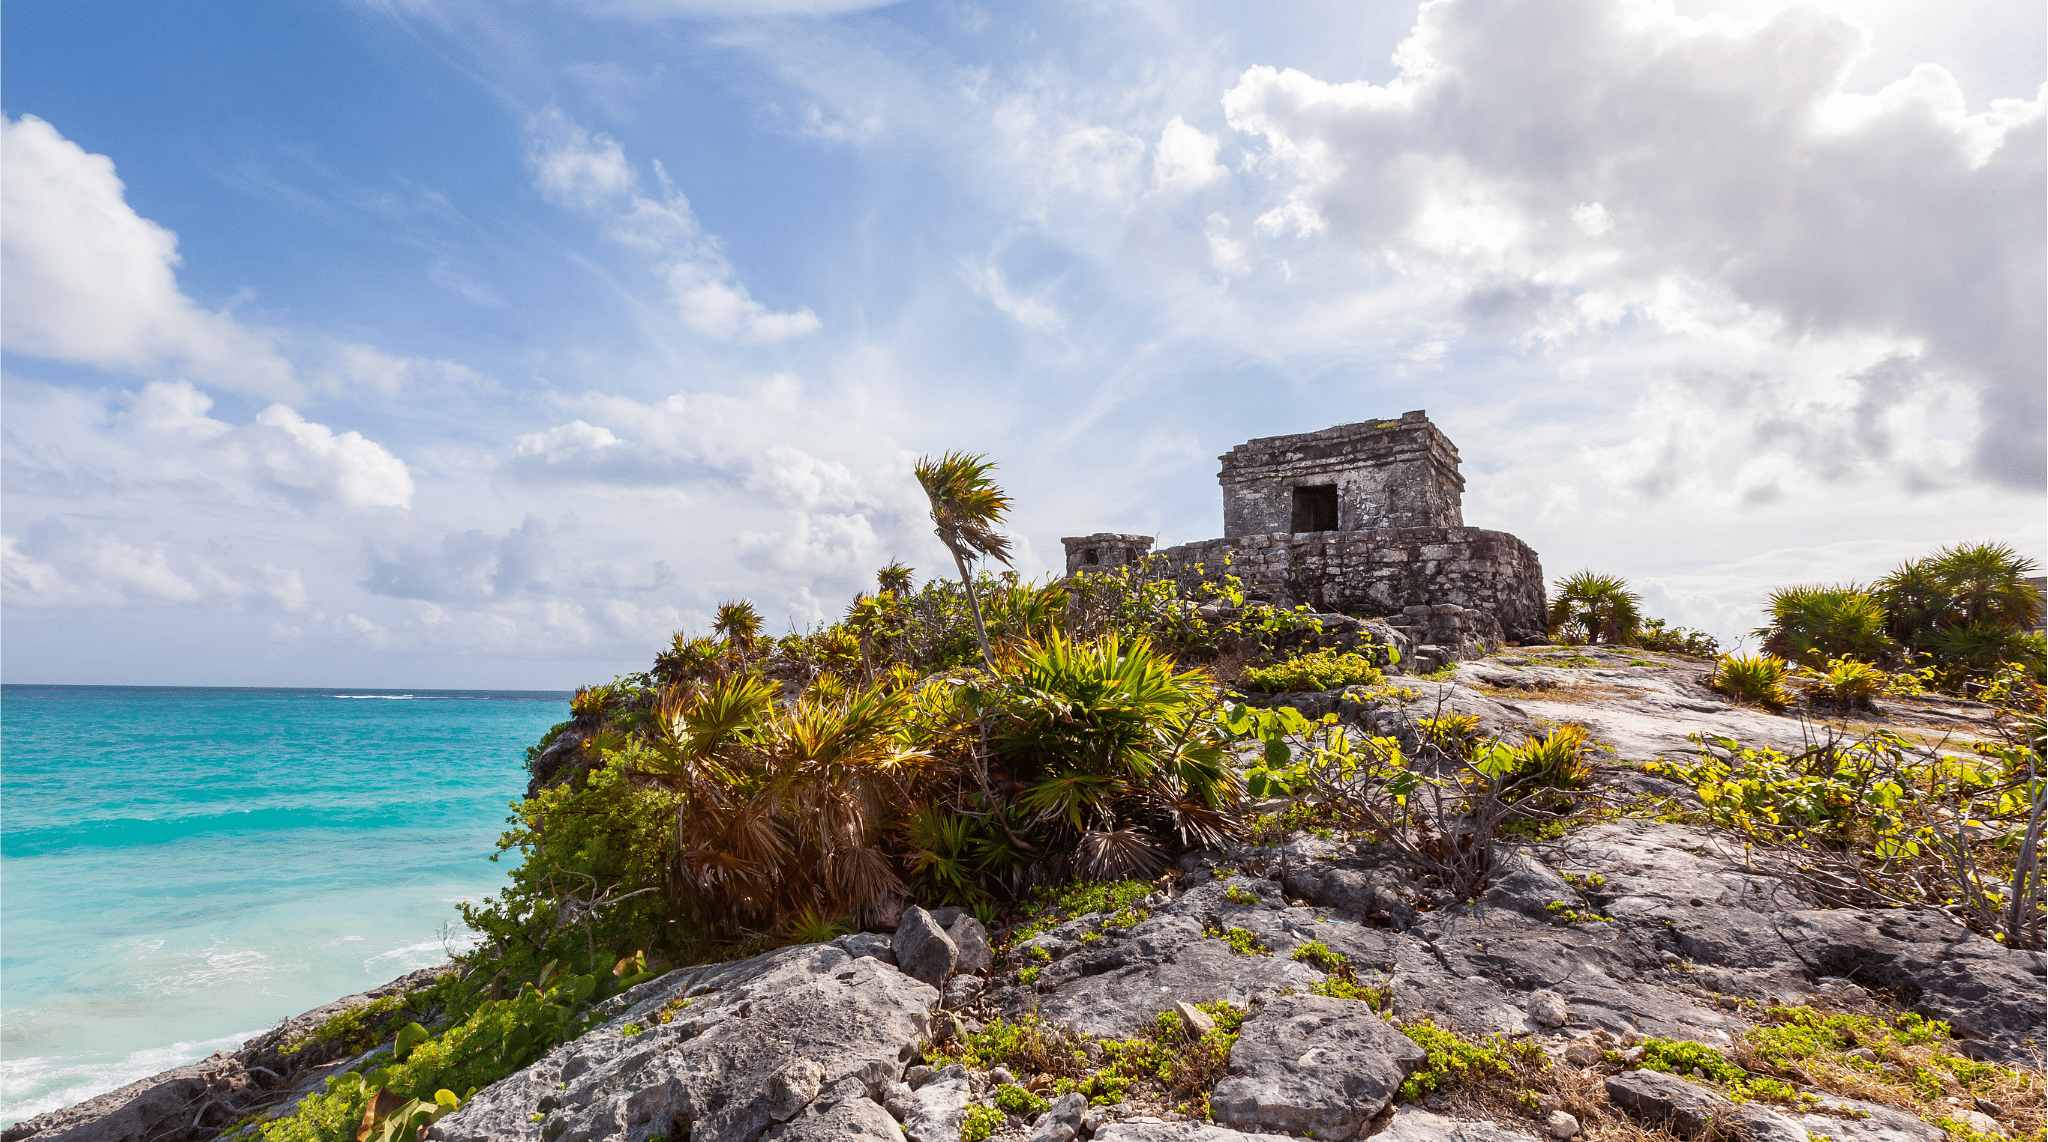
[1547,571,1643,645]
[913,452,1014,672]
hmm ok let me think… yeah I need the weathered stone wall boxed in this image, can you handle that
[1153,526,1548,640]
[1061,533,1156,577]
[1220,411,1464,539]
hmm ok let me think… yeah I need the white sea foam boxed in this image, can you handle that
[330,694,415,699]
[0,1028,264,1127]
[363,937,466,973]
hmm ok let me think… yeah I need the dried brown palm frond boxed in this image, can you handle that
[1079,826,1165,879]
[823,843,907,916]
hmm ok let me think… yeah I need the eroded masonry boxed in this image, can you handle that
[1062,411,1547,650]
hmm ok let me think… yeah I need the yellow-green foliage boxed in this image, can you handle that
[1010,878,1154,943]
[1634,1005,2048,1137]
[282,992,416,1057]
[1397,1020,1539,1101]
[1289,940,1347,973]
[1224,884,1260,906]
[993,1083,1048,1115]
[932,1004,1249,1114]
[262,973,602,1142]
[960,1103,1005,1141]
[1241,649,1385,694]
[1206,926,1270,956]
[1709,653,1792,709]
[1416,712,1484,757]
[1802,657,1888,707]
[1309,976,1391,1006]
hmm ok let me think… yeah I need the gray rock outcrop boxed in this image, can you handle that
[1208,994,1425,1139]
[432,944,933,1142]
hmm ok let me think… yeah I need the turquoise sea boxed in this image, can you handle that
[0,685,570,1126]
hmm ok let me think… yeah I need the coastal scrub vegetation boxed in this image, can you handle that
[1755,543,2044,688]
[247,446,2044,1139]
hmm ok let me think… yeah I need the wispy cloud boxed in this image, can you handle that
[526,108,821,344]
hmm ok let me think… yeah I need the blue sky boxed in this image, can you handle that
[3,0,2042,689]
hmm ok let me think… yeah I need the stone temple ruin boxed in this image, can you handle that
[1063,411,1547,662]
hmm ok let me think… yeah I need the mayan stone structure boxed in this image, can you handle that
[1066,412,1548,649]
[1221,411,1465,537]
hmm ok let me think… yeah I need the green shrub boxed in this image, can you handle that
[1756,585,1895,668]
[1547,571,1643,645]
[1709,654,1792,709]
[1802,657,1887,708]
[1635,618,1721,657]
[1876,541,2041,651]
[1638,1036,1747,1083]
[1240,649,1385,693]
[1396,1020,1536,1100]
[993,1083,1049,1115]
[460,751,681,976]
[1473,724,1594,805]
[989,632,1238,879]
[1206,926,1271,956]
[960,1104,1005,1141]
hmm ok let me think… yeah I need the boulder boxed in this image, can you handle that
[764,1058,825,1122]
[1093,1125,1267,1141]
[1527,989,1568,1028]
[1377,1107,1547,1142]
[942,974,984,1009]
[832,932,898,965]
[892,907,960,988]
[431,944,935,1142]
[1026,1092,1087,1142]
[1603,1069,1723,1138]
[899,1063,971,1142]
[1209,994,1426,1140]
[947,914,995,976]
[762,1093,905,1140]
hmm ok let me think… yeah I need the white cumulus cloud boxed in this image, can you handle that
[1,115,298,397]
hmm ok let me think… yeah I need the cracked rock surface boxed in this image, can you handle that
[432,944,934,1142]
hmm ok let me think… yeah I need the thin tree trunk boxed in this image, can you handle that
[947,542,996,799]
[949,545,996,672]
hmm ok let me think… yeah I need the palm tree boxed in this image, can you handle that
[877,561,915,596]
[1546,571,1644,645]
[713,600,765,660]
[913,452,1014,672]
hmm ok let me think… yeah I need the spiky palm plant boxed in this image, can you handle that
[652,633,726,688]
[1546,571,1643,645]
[877,561,916,596]
[1755,585,1895,667]
[641,672,930,939]
[988,632,1237,878]
[713,600,766,658]
[1875,542,2042,681]
[914,452,1014,672]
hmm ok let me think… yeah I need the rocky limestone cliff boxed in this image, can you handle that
[11,647,2042,1142]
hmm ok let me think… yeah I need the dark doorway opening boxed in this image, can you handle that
[1084,548,1100,565]
[1291,485,1339,532]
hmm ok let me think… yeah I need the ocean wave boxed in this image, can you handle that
[331,694,416,699]
[0,1027,265,1128]
[0,803,492,857]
